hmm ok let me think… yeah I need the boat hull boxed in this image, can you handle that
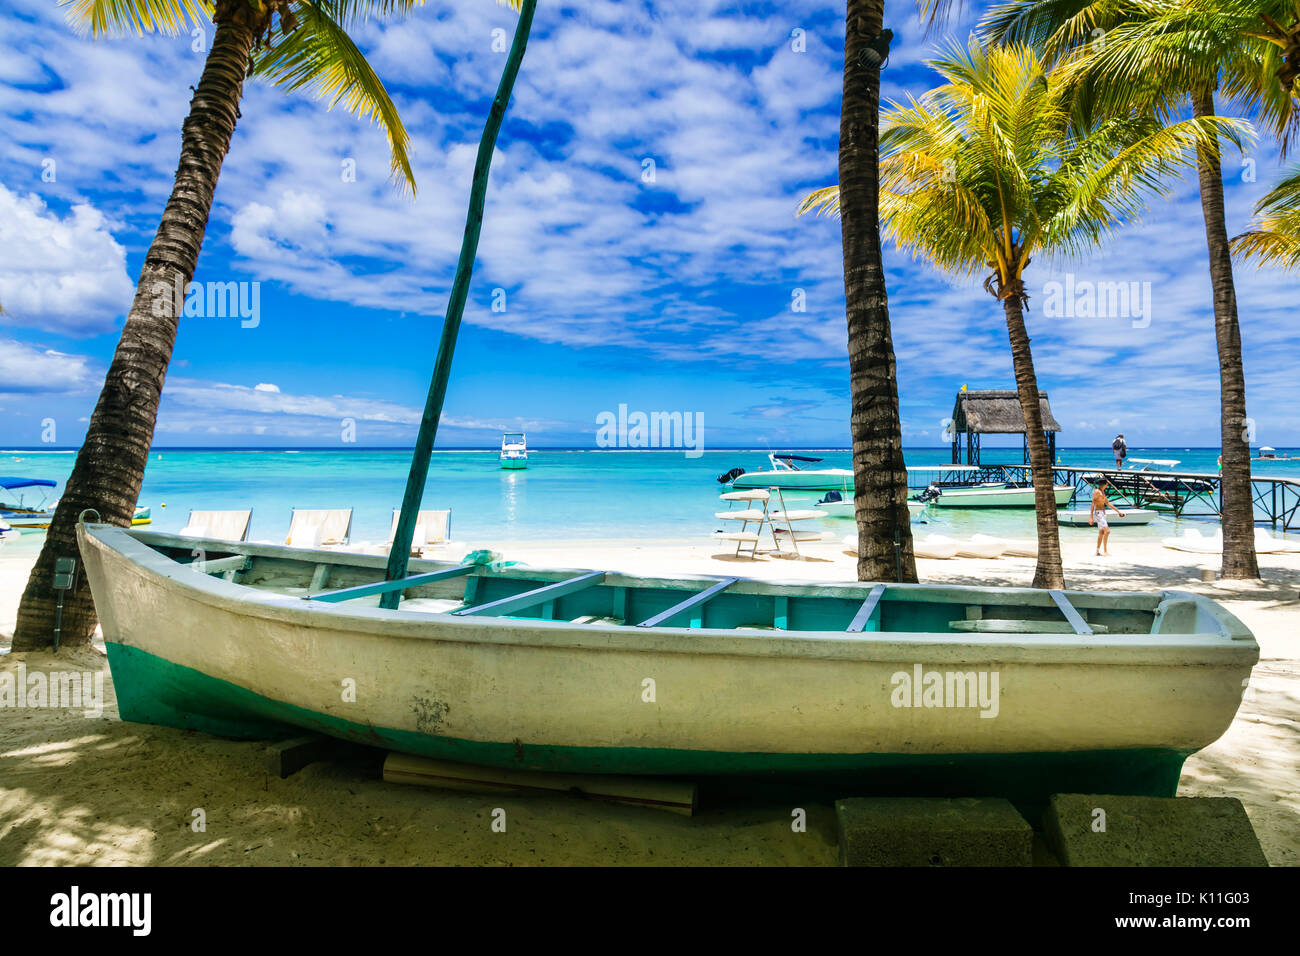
[500,459,528,469]
[730,470,853,491]
[930,485,1075,508]
[78,526,1257,802]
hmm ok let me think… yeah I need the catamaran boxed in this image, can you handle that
[73,4,1259,807]
[500,432,528,470]
[722,453,853,491]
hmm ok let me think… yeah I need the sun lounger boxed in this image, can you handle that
[287,508,353,548]
[179,509,253,542]
[388,509,452,557]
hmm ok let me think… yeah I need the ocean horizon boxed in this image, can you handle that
[6,446,1297,547]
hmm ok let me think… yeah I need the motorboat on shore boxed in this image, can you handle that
[721,453,853,491]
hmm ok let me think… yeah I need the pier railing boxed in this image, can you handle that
[975,463,1300,530]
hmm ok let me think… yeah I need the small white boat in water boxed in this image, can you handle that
[1060,508,1156,527]
[722,453,852,491]
[923,484,1075,509]
[500,432,528,469]
[814,491,927,519]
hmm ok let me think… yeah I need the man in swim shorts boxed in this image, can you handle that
[1090,480,1126,555]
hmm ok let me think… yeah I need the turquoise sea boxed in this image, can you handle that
[4,446,1299,547]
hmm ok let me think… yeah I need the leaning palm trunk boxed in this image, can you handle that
[840,0,917,583]
[1193,88,1259,580]
[1002,298,1065,589]
[11,16,257,650]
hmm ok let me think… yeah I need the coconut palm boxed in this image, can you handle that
[1233,164,1300,265]
[980,0,1295,578]
[833,0,919,582]
[10,0,475,650]
[802,39,1245,588]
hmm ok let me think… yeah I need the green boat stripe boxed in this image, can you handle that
[104,642,1193,801]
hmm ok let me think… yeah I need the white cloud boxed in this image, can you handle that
[0,183,133,335]
[0,338,94,393]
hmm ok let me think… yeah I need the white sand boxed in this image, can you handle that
[1,533,1296,865]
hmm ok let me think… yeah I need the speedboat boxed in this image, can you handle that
[0,476,59,526]
[500,433,528,469]
[722,453,852,491]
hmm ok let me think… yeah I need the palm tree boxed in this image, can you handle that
[802,39,1244,588]
[1233,164,1300,265]
[836,0,918,583]
[980,0,1289,579]
[11,0,446,650]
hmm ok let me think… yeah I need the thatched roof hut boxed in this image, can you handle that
[950,389,1060,464]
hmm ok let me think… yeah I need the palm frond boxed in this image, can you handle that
[251,0,416,193]
[61,0,211,36]
[1231,163,1300,268]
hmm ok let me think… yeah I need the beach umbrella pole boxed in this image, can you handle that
[381,0,538,609]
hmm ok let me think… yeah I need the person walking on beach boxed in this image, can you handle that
[1090,480,1125,555]
[1112,433,1127,470]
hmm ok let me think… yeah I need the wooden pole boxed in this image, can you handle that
[381,0,539,609]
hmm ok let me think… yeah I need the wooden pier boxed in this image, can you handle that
[974,463,1300,531]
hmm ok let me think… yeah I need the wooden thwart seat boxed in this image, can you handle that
[846,584,886,633]
[452,571,607,617]
[637,578,738,628]
[306,565,476,603]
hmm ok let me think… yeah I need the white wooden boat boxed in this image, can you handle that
[724,454,853,491]
[1060,508,1157,527]
[500,432,528,469]
[78,522,1257,802]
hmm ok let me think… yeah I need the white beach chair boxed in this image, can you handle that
[387,509,452,557]
[179,509,252,542]
[287,508,353,548]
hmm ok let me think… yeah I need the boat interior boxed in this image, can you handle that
[128,529,1222,638]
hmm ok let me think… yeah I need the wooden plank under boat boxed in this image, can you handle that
[77,523,1259,804]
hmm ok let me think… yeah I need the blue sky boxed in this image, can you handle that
[0,0,1296,449]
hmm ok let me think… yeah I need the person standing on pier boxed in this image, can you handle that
[1112,434,1127,470]
[1090,481,1126,556]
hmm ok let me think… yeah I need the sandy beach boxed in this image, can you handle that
[2,535,1297,866]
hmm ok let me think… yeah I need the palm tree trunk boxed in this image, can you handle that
[10,15,258,650]
[1001,297,1064,589]
[1192,88,1259,580]
[840,0,917,583]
